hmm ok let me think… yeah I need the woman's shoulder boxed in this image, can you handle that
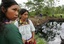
[28,19,33,24]
[5,23,16,27]
[5,23,18,30]
[28,19,32,23]
[3,23,19,36]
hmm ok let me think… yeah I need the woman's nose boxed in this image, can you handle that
[15,11,18,16]
[14,11,18,17]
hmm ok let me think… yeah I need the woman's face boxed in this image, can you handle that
[21,11,28,20]
[5,5,20,20]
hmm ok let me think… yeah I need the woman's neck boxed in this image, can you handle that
[19,18,29,25]
[20,18,26,22]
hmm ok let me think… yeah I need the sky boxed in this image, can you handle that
[15,0,27,5]
[54,0,64,7]
[0,0,64,7]
[15,0,64,7]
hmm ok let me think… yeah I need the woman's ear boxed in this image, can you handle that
[1,6,6,13]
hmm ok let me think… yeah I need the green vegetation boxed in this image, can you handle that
[49,14,64,18]
[54,14,64,18]
[23,0,64,18]
[35,34,47,44]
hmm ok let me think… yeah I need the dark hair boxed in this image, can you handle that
[0,0,18,33]
[19,9,29,15]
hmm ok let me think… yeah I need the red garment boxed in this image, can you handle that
[25,40,36,44]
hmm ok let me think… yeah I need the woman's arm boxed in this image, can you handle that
[32,31,35,39]
[5,24,23,44]
[27,20,35,42]
[31,31,35,42]
[27,31,35,43]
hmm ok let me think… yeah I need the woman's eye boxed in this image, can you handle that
[13,9,17,11]
[25,14,28,15]
[13,9,16,11]
[13,9,19,12]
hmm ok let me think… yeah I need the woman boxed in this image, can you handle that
[0,0,23,44]
[14,9,36,44]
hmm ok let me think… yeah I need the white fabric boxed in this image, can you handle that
[14,20,18,27]
[14,19,35,40]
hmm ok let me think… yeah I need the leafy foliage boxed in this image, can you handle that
[24,0,64,16]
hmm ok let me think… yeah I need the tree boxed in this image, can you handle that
[25,0,44,15]
[24,0,63,16]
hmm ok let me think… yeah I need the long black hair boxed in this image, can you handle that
[19,9,29,15]
[0,0,18,33]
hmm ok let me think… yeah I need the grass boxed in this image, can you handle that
[35,34,47,44]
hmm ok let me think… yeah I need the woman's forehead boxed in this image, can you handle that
[9,5,20,9]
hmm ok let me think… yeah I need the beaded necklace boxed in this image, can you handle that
[19,19,29,26]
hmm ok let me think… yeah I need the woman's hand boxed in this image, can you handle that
[27,39,31,42]
[31,38,34,43]
[27,38,34,43]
